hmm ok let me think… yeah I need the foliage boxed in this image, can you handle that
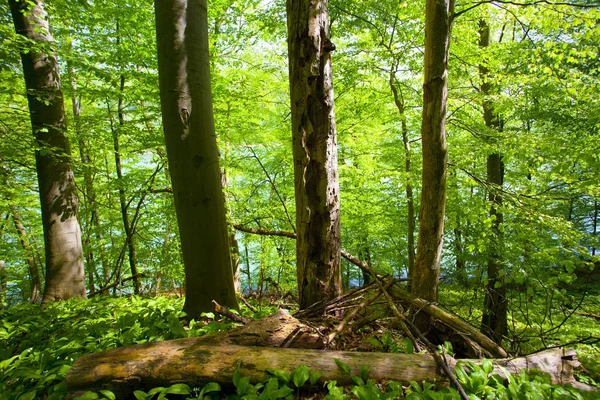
[0,296,242,399]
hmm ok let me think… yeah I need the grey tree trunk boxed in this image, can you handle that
[9,0,86,303]
[155,0,238,318]
[412,0,454,329]
[479,19,507,344]
[286,0,342,310]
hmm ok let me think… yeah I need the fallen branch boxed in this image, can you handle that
[238,295,257,313]
[212,300,250,324]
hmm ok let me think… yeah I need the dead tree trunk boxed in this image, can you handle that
[66,342,584,399]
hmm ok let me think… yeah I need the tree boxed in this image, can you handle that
[478,17,507,345]
[154,0,238,318]
[286,0,342,309]
[412,0,454,328]
[9,0,87,303]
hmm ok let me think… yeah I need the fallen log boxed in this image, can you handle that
[66,342,588,399]
[66,342,442,399]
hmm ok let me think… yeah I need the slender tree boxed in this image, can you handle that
[412,0,454,329]
[11,204,42,303]
[9,0,86,303]
[478,18,507,344]
[155,0,238,318]
[286,0,342,309]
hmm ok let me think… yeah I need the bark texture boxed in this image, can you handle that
[67,341,584,400]
[412,0,453,326]
[155,0,238,318]
[287,0,342,309]
[67,343,441,398]
[478,19,507,344]
[9,0,86,303]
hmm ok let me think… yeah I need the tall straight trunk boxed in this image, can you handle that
[286,0,342,310]
[478,19,507,344]
[390,75,415,287]
[114,72,140,294]
[155,0,238,318]
[67,58,109,293]
[11,205,42,303]
[9,0,86,303]
[412,0,453,329]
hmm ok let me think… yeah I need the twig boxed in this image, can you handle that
[246,146,296,232]
[212,300,250,324]
[92,273,147,296]
[326,280,391,344]
[238,295,257,313]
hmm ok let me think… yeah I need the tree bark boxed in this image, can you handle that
[155,0,238,318]
[286,0,342,310]
[66,341,584,400]
[412,0,453,328]
[67,343,441,398]
[478,18,507,345]
[9,0,86,303]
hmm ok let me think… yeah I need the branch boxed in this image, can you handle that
[233,224,296,239]
[150,187,172,194]
[453,0,598,19]
[212,300,250,324]
[92,273,147,296]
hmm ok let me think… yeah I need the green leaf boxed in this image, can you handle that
[361,365,371,381]
[271,386,294,398]
[402,338,414,354]
[133,390,147,400]
[98,390,116,400]
[164,383,190,395]
[266,368,290,383]
[200,381,221,395]
[291,365,310,388]
[366,338,382,348]
[334,358,351,375]
[310,370,322,386]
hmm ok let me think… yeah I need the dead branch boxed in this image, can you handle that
[212,300,250,324]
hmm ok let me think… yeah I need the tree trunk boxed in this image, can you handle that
[67,56,110,294]
[113,71,140,295]
[11,205,42,303]
[478,19,507,344]
[9,0,86,303]
[389,75,415,287]
[66,341,584,400]
[412,0,453,329]
[154,0,238,318]
[286,0,342,310]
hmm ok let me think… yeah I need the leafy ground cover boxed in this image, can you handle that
[0,295,597,399]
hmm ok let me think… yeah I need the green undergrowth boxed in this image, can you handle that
[0,295,598,399]
[79,358,598,400]
[439,287,600,384]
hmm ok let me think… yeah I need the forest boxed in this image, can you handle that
[0,0,599,398]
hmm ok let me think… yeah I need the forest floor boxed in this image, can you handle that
[0,288,598,399]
